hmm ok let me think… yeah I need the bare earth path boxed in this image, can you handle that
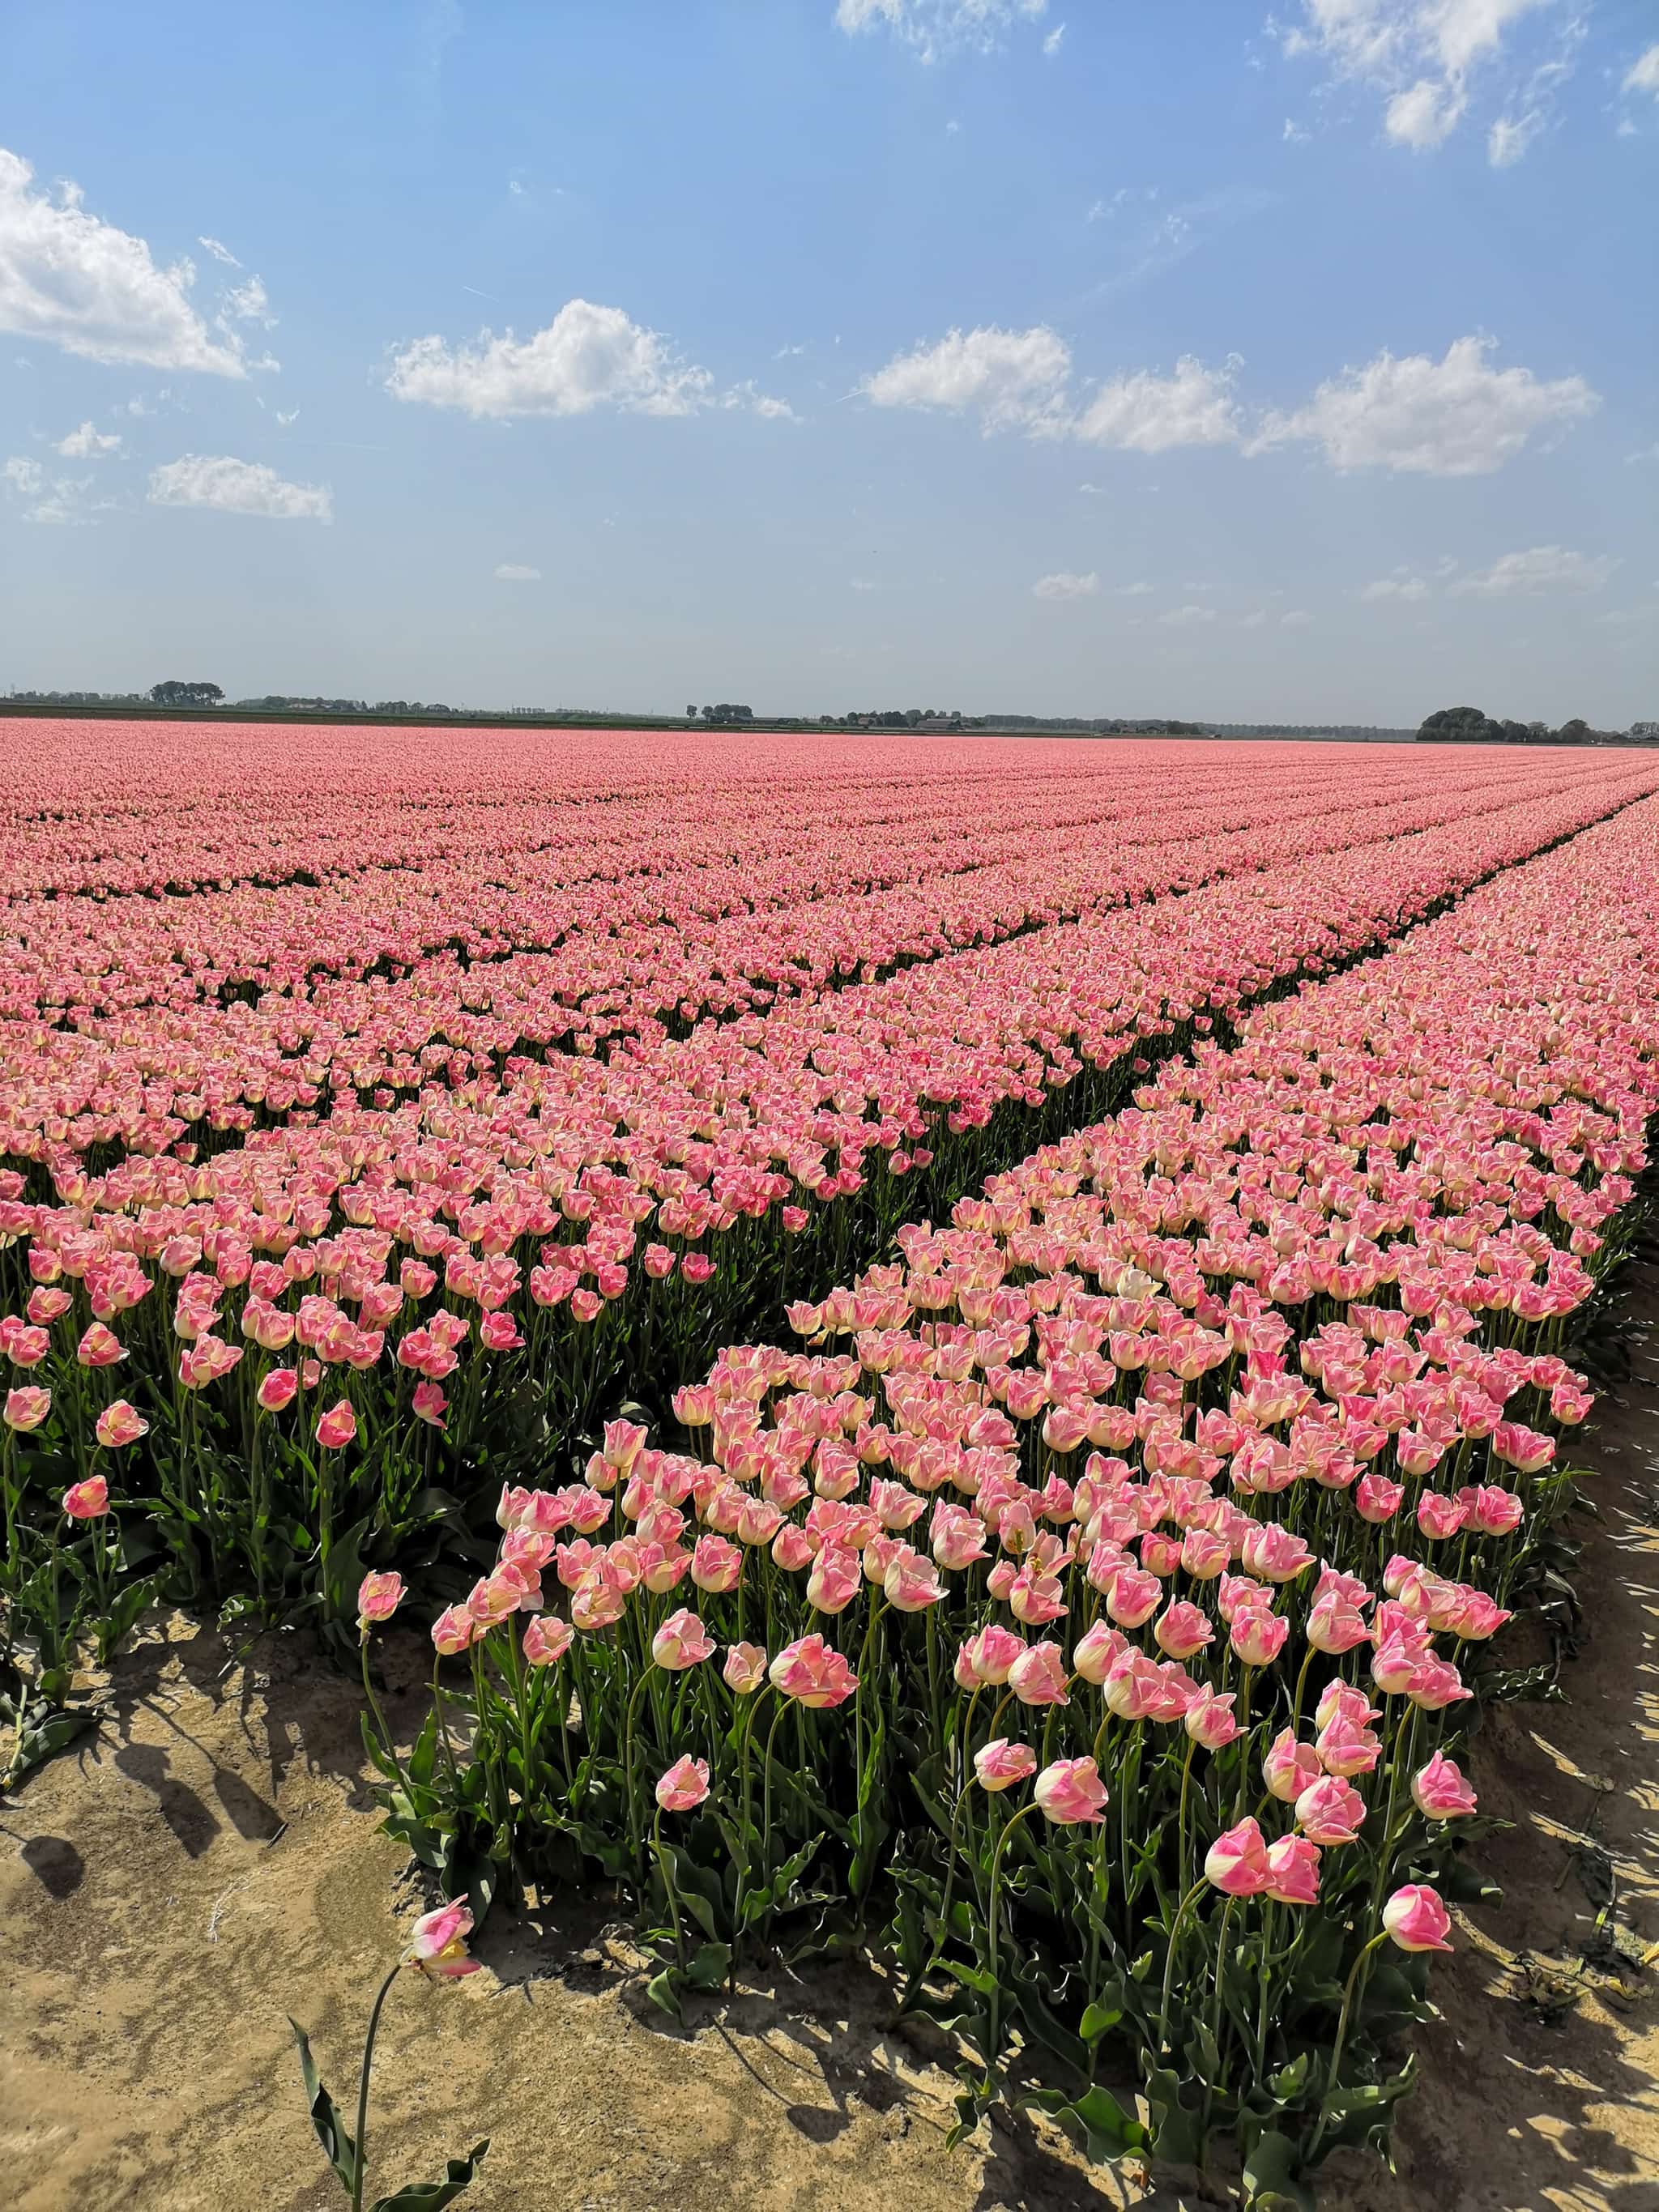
[4,1272,1657,2212]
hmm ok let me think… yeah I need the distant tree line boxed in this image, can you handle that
[1415,705,1628,746]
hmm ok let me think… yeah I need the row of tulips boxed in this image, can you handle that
[2,769,1650,1671]
[360,792,1659,2202]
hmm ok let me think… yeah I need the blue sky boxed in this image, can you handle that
[1,0,1655,725]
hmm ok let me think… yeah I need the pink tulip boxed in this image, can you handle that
[3,1385,51,1433]
[974,1738,1039,1792]
[804,1545,860,1614]
[652,1608,716,1670]
[404,1901,481,1979]
[655,1754,711,1812]
[1264,1833,1322,1906]
[1262,1728,1323,1805]
[257,1366,300,1412]
[76,1322,127,1369]
[723,1641,767,1694]
[356,1570,404,1631]
[62,1474,109,1520]
[314,1399,357,1450]
[523,1615,575,1667]
[1154,1600,1214,1660]
[1183,1686,1241,1751]
[1354,1472,1404,1524]
[1411,1750,1478,1818]
[1294,1775,1367,1846]
[769,1633,859,1708]
[1007,1640,1070,1707]
[1382,1882,1453,1952]
[884,1550,946,1612]
[94,1398,149,1449]
[1205,1816,1271,1896]
[955,1622,1026,1688]
[431,1605,476,1655]
[1033,1756,1108,1826]
[1315,1714,1383,1777]
[1229,1608,1289,1667]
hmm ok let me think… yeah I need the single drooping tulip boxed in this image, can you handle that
[63,1474,110,1520]
[1411,1750,1479,1818]
[404,1901,482,1980]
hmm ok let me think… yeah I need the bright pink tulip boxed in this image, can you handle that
[76,1322,127,1369]
[655,1754,711,1811]
[1229,1608,1289,1667]
[1154,1600,1213,1660]
[1382,1882,1453,1952]
[1033,1756,1108,1826]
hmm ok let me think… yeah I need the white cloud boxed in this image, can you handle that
[1043,23,1065,57]
[3,452,92,523]
[385,298,728,420]
[1281,608,1315,627]
[1623,44,1659,97]
[1283,117,1310,142]
[1238,607,1269,628]
[834,0,1049,63]
[1118,580,1154,595]
[55,420,123,458]
[1451,544,1616,596]
[1385,76,1466,148]
[850,577,879,590]
[0,147,247,373]
[275,407,300,427]
[862,323,1072,434]
[1359,571,1430,601]
[1279,1,1576,162]
[494,562,540,581]
[1158,603,1217,627]
[1251,335,1595,474]
[864,328,1240,453]
[221,275,276,328]
[198,235,241,266]
[1073,355,1242,453]
[720,377,797,420]
[147,454,332,522]
[1032,569,1098,600]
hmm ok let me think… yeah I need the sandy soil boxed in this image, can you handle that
[4,1273,1657,2212]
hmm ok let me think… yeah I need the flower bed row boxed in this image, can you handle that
[357,791,1659,2201]
[2,765,1655,1664]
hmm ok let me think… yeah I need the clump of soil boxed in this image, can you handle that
[5,1277,1657,2212]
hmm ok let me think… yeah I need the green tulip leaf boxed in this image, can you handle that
[288,2017,360,2194]
[369,2139,490,2210]
[1241,2127,1315,2212]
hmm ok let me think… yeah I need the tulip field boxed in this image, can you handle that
[6,719,1659,2206]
